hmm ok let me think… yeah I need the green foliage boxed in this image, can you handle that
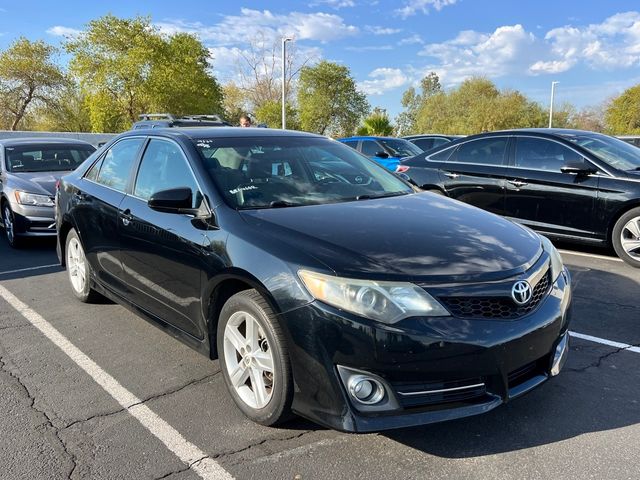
[254,100,300,130]
[222,82,248,124]
[395,72,442,135]
[414,77,547,135]
[0,37,66,130]
[66,15,223,132]
[297,60,369,137]
[357,108,394,136]
[605,85,640,134]
[30,83,92,132]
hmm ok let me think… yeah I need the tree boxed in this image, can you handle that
[236,35,312,111]
[297,61,369,137]
[395,72,442,135]
[0,37,66,130]
[31,83,92,132]
[254,100,300,130]
[222,82,248,124]
[605,85,640,134]
[357,108,394,136]
[66,15,223,132]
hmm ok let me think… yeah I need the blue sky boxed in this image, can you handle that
[2,0,640,118]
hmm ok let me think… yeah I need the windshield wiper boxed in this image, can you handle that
[269,200,299,208]
[355,191,409,201]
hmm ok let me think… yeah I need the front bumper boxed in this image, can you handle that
[9,203,56,237]
[280,269,572,432]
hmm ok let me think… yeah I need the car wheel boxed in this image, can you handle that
[65,228,101,302]
[2,204,21,248]
[217,289,293,426]
[612,207,640,268]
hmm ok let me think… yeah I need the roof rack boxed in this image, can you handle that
[182,114,224,122]
[138,113,176,121]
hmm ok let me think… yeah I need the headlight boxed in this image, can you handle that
[14,191,54,207]
[298,270,449,324]
[540,236,563,282]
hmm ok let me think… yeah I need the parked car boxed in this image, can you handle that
[618,135,640,148]
[1,138,96,247]
[56,127,571,432]
[398,128,640,267]
[403,134,464,152]
[132,113,231,130]
[338,136,423,171]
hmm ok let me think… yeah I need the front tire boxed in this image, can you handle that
[3,204,21,248]
[612,207,640,268]
[65,228,101,302]
[217,289,293,426]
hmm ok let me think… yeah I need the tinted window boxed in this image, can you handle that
[84,158,103,181]
[451,138,507,166]
[193,137,412,209]
[5,144,95,173]
[432,137,451,148]
[412,139,434,151]
[515,137,582,172]
[342,140,358,150]
[361,140,381,156]
[378,138,423,157]
[96,138,144,192]
[429,147,455,162]
[562,133,640,171]
[134,139,202,208]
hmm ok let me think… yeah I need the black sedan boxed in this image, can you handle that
[398,129,640,267]
[56,128,571,432]
[403,134,464,152]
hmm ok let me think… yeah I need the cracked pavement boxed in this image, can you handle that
[1,239,639,480]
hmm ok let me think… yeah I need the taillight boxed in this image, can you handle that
[396,165,410,173]
[55,180,60,191]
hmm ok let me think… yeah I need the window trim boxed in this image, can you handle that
[439,135,512,168]
[83,136,147,193]
[130,136,212,215]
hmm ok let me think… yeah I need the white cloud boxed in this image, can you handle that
[528,60,572,74]
[365,26,402,35]
[419,24,537,84]
[156,8,357,45]
[308,0,355,8]
[345,45,393,52]
[358,68,408,95]
[395,0,457,18]
[46,26,82,38]
[398,34,424,46]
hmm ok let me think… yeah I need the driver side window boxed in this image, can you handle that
[361,140,381,156]
[134,139,202,208]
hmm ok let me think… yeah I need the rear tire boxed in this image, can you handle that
[217,289,293,426]
[65,228,101,302]
[612,207,640,268]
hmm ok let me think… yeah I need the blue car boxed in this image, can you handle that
[338,136,423,171]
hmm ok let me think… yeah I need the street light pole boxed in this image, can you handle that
[548,81,559,128]
[281,36,293,130]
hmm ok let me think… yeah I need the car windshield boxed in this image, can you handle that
[560,133,640,171]
[192,136,413,209]
[5,144,95,173]
[379,138,423,157]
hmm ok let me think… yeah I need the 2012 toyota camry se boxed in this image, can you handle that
[55,127,572,432]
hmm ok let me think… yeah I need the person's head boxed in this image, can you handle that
[240,115,252,128]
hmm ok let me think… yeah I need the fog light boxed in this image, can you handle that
[551,332,569,377]
[347,375,385,405]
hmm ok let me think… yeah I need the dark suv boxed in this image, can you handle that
[55,127,571,432]
[131,113,231,130]
[399,128,640,267]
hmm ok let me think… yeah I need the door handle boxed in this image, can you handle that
[508,179,528,187]
[120,209,132,226]
[444,172,460,179]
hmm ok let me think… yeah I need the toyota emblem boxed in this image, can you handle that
[512,280,532,305]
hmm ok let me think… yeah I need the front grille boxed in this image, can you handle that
[393,377,487,409]
[439,271,550,320]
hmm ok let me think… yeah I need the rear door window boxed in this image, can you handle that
[515,137,582,172]
[449,138,508,166]
[95,138,144,192]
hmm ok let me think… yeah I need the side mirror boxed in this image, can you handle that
[375,151,390,159]
[148,187,195,214]
[560,159,597,175]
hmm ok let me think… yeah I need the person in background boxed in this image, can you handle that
[240,115,252,128]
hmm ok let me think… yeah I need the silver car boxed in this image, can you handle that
[0,138,95,247]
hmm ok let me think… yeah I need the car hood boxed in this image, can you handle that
[240,193,542,282]
[8,172,64,196]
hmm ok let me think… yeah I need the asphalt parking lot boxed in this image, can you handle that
[0,236,638,480]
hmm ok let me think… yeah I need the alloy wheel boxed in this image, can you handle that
[67,237,87,294]
[621,215,640,260]
[223,311,275,409]
[3,206,14,245]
